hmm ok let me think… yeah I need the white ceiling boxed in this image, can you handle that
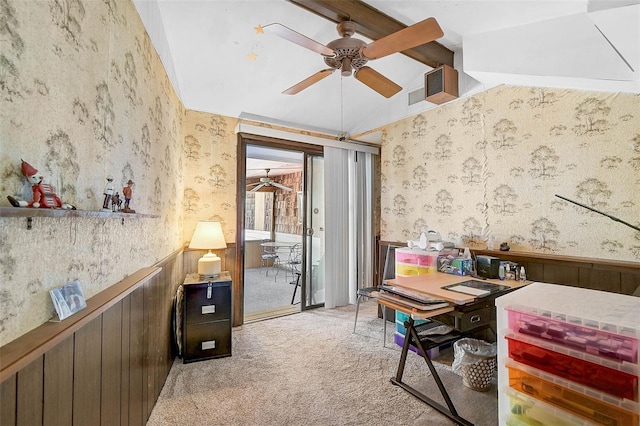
[245,145,303,178]
[134,0,639,144]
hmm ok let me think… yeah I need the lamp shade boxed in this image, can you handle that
[189,221,227,276]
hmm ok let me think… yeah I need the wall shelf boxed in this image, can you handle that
[0,206,159,219]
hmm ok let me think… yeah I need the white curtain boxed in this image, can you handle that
[324,147,375,308]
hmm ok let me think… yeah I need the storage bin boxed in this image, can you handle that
[395,248,439,267]
[395,263,434,277]
[507,308,638,363]
[507,336,638,401]
[395,311,428,335]
[393,331,447,358]
[507,363,639,425]
[506,388,590,426]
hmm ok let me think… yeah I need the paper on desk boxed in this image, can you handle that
[445,285,490,296]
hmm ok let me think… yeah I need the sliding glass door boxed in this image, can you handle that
[302,154,325,309]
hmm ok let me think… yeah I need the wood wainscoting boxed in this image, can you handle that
[377,241,640,296]
[0,249,184,426]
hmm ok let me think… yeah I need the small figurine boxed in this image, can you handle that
[102,177,115,212]
[121,179,135,213]
[6,160,75,209]
[111,192,122,212]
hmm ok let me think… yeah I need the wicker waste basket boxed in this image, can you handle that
[452,338,497,392]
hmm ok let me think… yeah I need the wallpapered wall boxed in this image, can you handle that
[380,86,640,262]
[182,109,238,242]
[0,0,187,346]
[2,0,638,349]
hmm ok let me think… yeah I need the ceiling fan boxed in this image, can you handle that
[246,169,293,193]
[261,17,444,98]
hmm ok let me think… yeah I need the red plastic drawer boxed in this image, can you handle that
[507,308,638,364]
[507,336,638,401]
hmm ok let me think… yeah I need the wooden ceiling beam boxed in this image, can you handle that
[287,0,454,68]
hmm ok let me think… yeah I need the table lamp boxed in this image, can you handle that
[189,221,227,277]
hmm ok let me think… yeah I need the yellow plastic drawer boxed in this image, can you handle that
[395,263,434,276]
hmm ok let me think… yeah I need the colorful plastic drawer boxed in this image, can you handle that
[506,389,591,426]
[506,336,638,401]
[395,311,428,335]
[395,263,434,277]
[395,248,438,267]
[507,308,638,364]
[507,364,639,425]
[393,332,443,358]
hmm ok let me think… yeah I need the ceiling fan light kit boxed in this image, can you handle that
[262,17,446,98]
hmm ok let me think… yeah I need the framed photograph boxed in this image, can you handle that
[50,280,87,321]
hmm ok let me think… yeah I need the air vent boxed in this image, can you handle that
[408,87,425,105]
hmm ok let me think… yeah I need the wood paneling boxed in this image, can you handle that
[43,336,73,426]
[0,249,184,426]
[120,296,131,426]
[621,272,640,295]
[128,287,145,426]
[16,357,43,426]
[101,302,123,426]
[73,317,102,426]
[0,375,16,426]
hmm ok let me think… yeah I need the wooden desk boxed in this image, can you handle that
[385,273,528,304]
[381,273,529,426]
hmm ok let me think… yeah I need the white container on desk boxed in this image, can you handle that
[495,282,639,425]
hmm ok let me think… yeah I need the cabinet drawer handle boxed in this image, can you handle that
[202,305,216,314]
[470,315,481,323]
[201,340,216,350]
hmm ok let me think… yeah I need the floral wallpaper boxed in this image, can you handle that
[0,0,186,346]
[1,0,638,349]
[380,86,640,262]
[182,110,238,242]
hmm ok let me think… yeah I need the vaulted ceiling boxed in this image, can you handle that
[134,0,639,140]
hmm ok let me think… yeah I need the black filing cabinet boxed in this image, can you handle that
[181,272,232,363]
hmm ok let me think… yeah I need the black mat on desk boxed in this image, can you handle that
[442,280,511,296]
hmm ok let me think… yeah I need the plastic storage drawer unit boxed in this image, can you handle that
[506,308,638,363]
[506,388,592,426]
[395,248,439,267]
[507,336,638,401]
[507,364,639,425]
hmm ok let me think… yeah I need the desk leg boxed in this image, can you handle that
[390,317,474,426]
[382,304,387,347]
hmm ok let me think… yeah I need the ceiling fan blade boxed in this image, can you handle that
[354,66,402,98]
[246,182,261,187]
[271,182,293,191]
[361,17,443,60]
[283,69,335,95]
[249,183,267,193]
[263,23,335,57]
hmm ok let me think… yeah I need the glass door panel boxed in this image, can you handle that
[302,154,324,309]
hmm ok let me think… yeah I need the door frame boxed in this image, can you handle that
[235,132,323,326]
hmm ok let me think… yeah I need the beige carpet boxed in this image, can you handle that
[148,301,498,426]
